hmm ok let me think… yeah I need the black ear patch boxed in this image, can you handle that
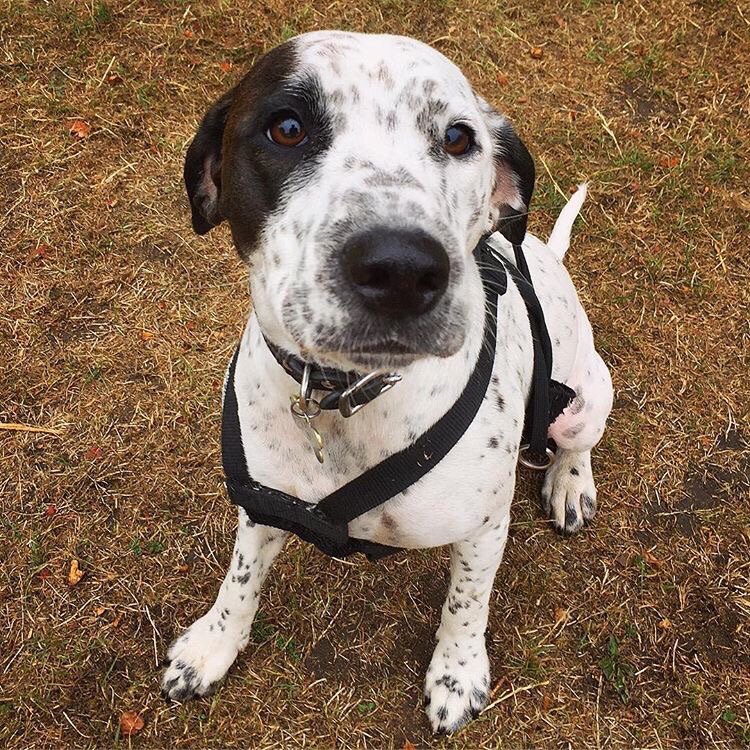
[491,122,535,246]
[184,89,235,235]
[476,96,536,247]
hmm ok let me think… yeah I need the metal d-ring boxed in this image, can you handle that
[518,444,555,470]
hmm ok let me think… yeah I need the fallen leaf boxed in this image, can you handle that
[183,28,194,38]
[496,72,509,86]
[111,612,123,628]
[94,606,107,617]
[119,711,145,737]
[659,155,680,168]
[68,119,91,139]
[106,73,123,85]
[658,618,672,629]
[219,60,232,73]
[554,606,569,626]
[140,330,155,341]
[84,445,102,460]
[27,244,50,261]
[67,559,84,586]
[177,563,190,573]
[37,568,52,581]
[44,504,57,517]
[530,46,544,59]
[554,14,566,28]
[402,742,417,750]
[542,693,553,712]
[643,550,663,567]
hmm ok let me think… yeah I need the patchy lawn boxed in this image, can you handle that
[1,0,748,747]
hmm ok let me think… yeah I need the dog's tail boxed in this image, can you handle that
[547,183,587,261]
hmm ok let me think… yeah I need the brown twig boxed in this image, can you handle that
[0,423,64,436]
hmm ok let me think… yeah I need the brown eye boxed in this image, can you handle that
[267,113,307,147]
[444,124,473,156]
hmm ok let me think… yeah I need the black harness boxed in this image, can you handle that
[222,238,574,560]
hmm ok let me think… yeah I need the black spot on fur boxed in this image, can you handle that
[581,494,596,517]
[381,512,397,531]
[565,502,581,530]
[563,423,584,438]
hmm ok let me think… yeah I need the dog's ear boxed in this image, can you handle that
[479,100,535,245]
[184,88,235,235]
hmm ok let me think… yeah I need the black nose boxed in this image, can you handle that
[342,228,450,317]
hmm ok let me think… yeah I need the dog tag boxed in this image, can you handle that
[290,397,325,464]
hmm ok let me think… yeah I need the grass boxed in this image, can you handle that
[1,0,749,747]
[600,635,634,704]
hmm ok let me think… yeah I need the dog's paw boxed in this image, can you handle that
[161,613,242,702]
[541,450,597,535]
[424,635,490,734]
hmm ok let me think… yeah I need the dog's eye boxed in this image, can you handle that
[444,124,473,156]
[267,113,307,147]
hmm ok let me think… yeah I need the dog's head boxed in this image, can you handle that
[186,31,534,371]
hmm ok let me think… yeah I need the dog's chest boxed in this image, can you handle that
[234,283,535,549]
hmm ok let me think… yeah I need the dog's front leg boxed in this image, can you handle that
[161,510,286,701]
[424,515,510,733]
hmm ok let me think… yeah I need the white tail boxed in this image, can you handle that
[547,183,588,261]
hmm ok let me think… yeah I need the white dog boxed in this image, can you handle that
[162,31,613,733]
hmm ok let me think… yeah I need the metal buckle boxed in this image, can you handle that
[338,372,402,418]
[518,444,555,470]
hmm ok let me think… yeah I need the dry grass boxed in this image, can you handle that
[1,0,749,747]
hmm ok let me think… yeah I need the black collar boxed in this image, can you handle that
[263,338,402,416]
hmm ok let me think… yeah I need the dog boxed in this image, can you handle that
[161,30,613,734]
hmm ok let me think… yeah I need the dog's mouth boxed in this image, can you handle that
[278,291,470,373]
[293,326,467,372]
[300,310,469,371]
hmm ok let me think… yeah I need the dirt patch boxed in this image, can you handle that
[617,80,679,122]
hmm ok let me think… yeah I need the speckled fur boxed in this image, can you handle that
[162,31,612,735]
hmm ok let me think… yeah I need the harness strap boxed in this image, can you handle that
[502,247,575,464]
[503,262,551,461]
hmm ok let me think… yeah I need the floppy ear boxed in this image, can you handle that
[480,100,536,245]
[184,88,235,235]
